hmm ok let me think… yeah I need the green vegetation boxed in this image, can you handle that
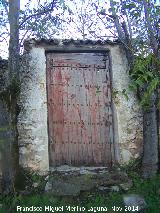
[0,77,20,112]
[0,173,160,213]
[129,54,160,109]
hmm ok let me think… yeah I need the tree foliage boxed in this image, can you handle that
[0,0,66,57]
[102,0,160,109]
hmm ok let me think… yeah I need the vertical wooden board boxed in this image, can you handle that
[103,65,113,162]
[53,67,63,144]
[65,141,68,165]
[76,86,82,145]
[51,85,56,144]
[75,85,82,162]
[71,68,78,164]
[95,68,102,144]
[97,69,104,144]
[67,66,73,145]
[80,70,89,146]
[69,64,78,164]
[104,106,110,144]
[102,69,110,143]
[93,143,100,165]
[73,67,81,162]
[62,68,69,164]
[90,68,98,144]
[76,68,84,149]
[84,68,92,162]
[84,68,92,146]
[47,55,54,165]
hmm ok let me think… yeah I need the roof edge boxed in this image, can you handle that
[24,38,122,48]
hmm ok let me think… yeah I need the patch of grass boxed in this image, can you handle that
[1,174,160,213]
[128,173,160,213]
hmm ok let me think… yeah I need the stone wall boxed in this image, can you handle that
[110,46,143,163]
[17,39,143,172]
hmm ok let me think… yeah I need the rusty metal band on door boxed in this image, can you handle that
[46,52,114,166]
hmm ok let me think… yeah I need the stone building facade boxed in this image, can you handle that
[1,39,143,173]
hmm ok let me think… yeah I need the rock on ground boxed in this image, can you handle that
[45,168,131,196]
[123,194,147,212]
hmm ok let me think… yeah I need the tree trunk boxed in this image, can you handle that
[109,0,159,177]
[109,0,133,68]
[1,0,21,193]
[0,100,13,193]
[142,0,159,177]
[0,60,14,193]
[9,0,20,79]
[142,93,158,177]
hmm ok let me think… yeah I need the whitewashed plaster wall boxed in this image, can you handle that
[110,45,143,163]
[18,47,49,172]
[17,40,143,172]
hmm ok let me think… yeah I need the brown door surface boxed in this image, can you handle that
[46,52,114,166]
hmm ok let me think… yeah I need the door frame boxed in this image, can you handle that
[45,47,119,167]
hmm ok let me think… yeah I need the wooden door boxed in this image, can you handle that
[46,52,114,166]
